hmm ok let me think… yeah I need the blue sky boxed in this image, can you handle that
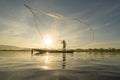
[0,0,120,49]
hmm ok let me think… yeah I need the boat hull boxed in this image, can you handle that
[34,49,74,53]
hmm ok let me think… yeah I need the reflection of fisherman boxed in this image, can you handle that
[61,40,66,50]
[61,40,66,69]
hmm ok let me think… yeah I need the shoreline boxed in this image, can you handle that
[0,49,120,53]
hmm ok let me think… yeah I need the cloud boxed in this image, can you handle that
[0,17,34,36]
[87,41,120,48]
[0,16,46,48]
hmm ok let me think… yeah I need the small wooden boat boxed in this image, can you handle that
[34,49,74,53]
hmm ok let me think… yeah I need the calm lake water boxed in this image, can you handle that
[0,51,120,80]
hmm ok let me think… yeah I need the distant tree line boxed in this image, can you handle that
[0,49,31,51]
[75,48,120,52]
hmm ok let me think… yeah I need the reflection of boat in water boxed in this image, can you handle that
[34,49,74,53]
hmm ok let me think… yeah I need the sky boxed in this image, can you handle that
[0,0,120,49]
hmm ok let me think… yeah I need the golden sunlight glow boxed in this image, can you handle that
[45,56,49,63]
[42,66,48,69]
[44,35,53,46]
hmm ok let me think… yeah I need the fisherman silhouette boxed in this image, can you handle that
[61,40,66,50]
[31,49,33,56]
